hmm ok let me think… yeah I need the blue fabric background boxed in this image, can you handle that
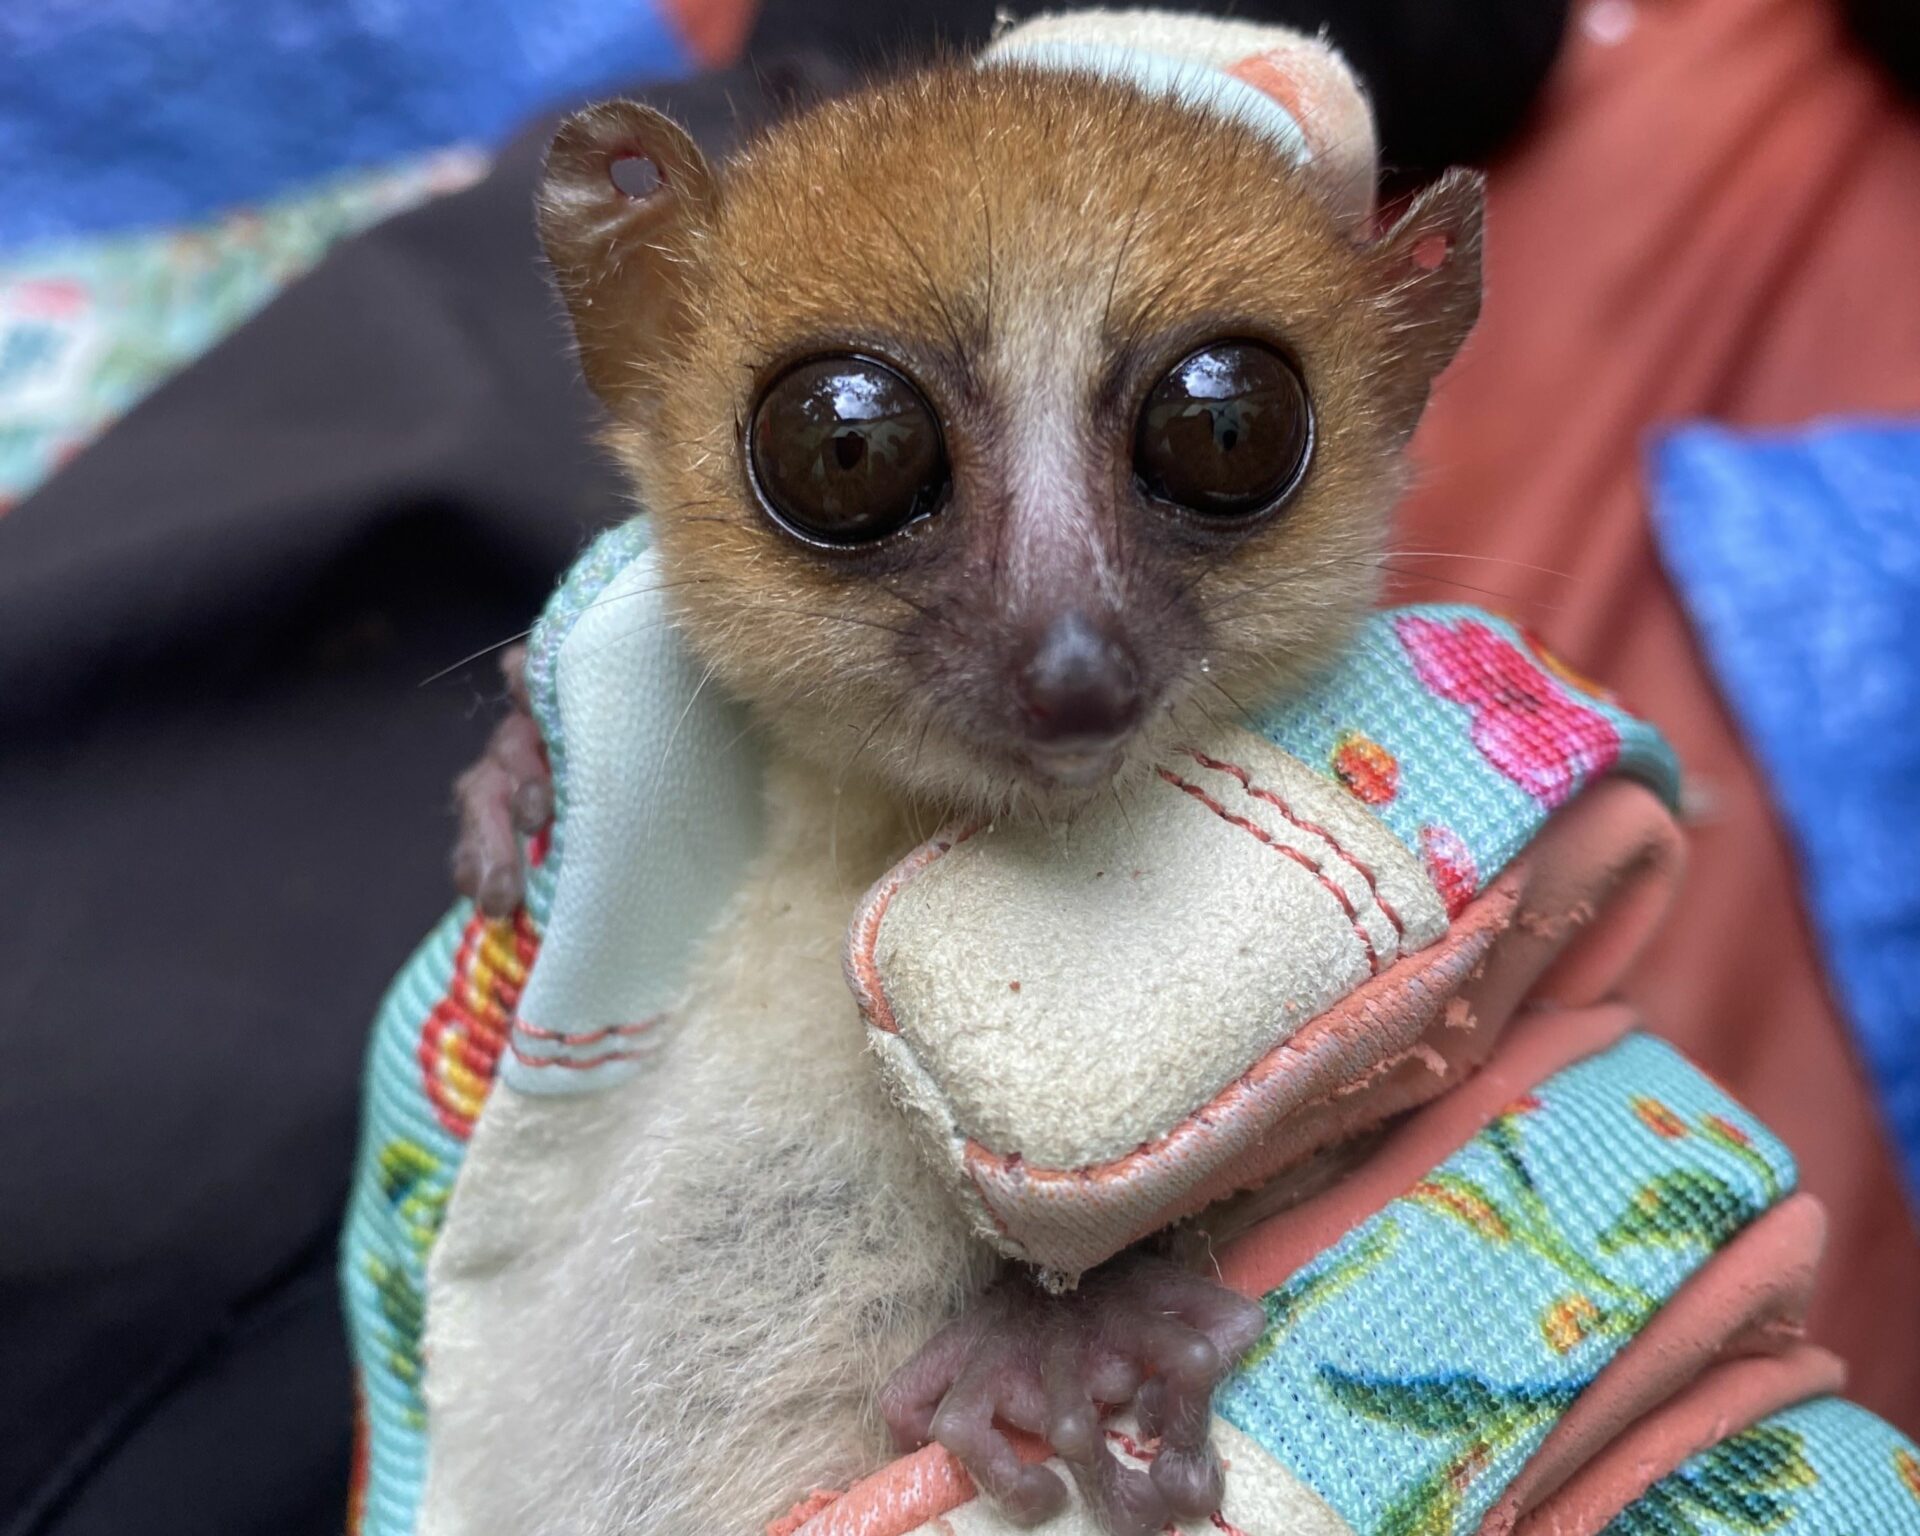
[0,0,695,251]
[1653,418,1920,1205]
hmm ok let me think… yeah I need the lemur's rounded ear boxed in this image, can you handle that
[1363,168,1486,442]
[537,101,717,412]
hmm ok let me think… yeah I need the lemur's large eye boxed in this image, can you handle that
[748,356,949,546]
[1134,341,1312,520]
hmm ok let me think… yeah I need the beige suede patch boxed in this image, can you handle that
[862,726,1443,1172]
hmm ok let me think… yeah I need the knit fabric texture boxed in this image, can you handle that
[1603,1396,1920,1534]
[1259,605,1680,917]
[1217,1032,1798,1536]
[338,523,633,1536]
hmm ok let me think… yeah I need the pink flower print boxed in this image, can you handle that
[1420,824,1478,916]
[1397,616,1621,809]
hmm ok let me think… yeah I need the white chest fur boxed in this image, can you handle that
[419,764,994,1536]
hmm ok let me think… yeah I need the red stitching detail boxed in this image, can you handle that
[513,1016,659,1045]
[1187,749,1407,946]
[1158,766,1380,973]
[507,1039,649,1071]
[1104,1429,1160,1463]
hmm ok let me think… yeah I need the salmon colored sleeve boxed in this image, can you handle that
[1515,1347,1849,1535]
[660,0,757,69]
[1389,0,1920,1431]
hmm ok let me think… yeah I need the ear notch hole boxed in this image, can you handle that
[1410,232,1452,272]
[608,150,665,201]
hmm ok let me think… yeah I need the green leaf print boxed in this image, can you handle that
[366,1256,429,1427]
[1242,1222,1400,1369]
[1697,1114,1786,1203]
[1373,1461,1463,1536]
[1606,1424,1815,1535]
[1598,1169,1757,1254]
[376,1138,439,1200]
[377,1138,448,1253]
[1416,1103,1659,1319]
[1482,1111,1539,1194]
[1607,1483,1707,1536]
[1319,1368,1579,1437]
[369,1260,423,1355]
[1323,1368,1584,1535]
[1265,1067,1790,1536]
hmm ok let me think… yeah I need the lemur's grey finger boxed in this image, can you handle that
[1137,1311,1222,1399]
[453,759,524,918]
[1039,1328,1099,1463]
[1150,1436,1226,1521]
[1085,1350,1143,1407]
[1147,1267,1269,1364]
[493,743,550,847]
[1132,1375,1167,1440]
[489,708,545,782]
[483,710,549,827]
[500,643,532,714]
[879,1313,987,1450]
[1136,1312,1232,1518]
[511,778,554,835]
[931,1358,1069,1527]
[1064,1433,1169,1536]
[991,1356,1049,1438]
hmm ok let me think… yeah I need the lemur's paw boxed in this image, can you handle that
[879,1255,1265,1534]
[451,644,553,918]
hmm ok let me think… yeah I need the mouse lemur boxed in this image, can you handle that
[437,22,1483,1536]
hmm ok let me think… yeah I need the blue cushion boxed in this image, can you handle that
[0,0,696,249]
[1652,418,1920,1206]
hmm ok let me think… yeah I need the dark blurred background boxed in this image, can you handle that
[2,2,1917,1534]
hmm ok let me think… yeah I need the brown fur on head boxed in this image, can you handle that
[538,61,1482,819]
